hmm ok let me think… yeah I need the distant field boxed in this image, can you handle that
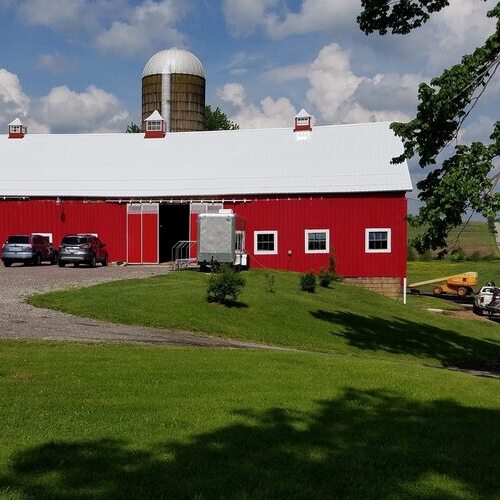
[409,221,499,257]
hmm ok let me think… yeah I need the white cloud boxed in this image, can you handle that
[37,53,71,73]
[0,69,30,125]
[96,0,186,56]
[260,63,309,84]
[0,68,130,133]
[264,0,356,39]
[222,0,279,36]
[31,85,130,133]
[218,82,296,129]
[306,43,419,123]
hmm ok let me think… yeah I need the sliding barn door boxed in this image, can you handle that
[126,203,159,264]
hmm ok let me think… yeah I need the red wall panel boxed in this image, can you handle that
[126,213,142,263]
[229,193,407,279]
[0,200,126,262]
[142,213,158,264]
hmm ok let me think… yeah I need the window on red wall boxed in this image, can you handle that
[254,231,278,255]
[365,228,391,253]
[305,229,329,254]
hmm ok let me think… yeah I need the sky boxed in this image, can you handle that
[0,0,498,209]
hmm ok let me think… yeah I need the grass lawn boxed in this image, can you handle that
[29,268,500,368]
[1,341,499,499]
[409,221,499,257]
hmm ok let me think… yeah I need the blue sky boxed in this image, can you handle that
[0,0,498,209]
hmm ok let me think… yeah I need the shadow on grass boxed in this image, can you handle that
[311,310,500,366]
[1,389,499,499]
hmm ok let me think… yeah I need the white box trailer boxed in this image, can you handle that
[197,211,247,268]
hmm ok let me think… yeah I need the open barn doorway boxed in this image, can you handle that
[159,204,190,262]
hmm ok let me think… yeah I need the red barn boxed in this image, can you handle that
[0,112,412,297]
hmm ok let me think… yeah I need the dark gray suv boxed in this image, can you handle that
[58,234,108,268]
[2,234,56,267]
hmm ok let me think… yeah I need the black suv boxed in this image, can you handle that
[2,234,56,267]
[58,234,108,268]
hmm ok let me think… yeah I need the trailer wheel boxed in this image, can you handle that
[432,286,443,296]
[457,286,468,297]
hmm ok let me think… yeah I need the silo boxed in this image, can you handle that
[142,47,206,132]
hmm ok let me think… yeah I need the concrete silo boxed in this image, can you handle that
[142,47,206,132]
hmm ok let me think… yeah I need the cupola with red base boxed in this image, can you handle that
[8,118,27,139]
[293,109,312,132]
[143,110,166,139]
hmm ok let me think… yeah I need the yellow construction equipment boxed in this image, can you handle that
[409,272,478,297]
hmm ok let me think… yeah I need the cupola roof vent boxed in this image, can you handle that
[8,117,27,139]
[144,110,166,139]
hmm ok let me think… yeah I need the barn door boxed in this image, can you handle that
[126,203,159,264]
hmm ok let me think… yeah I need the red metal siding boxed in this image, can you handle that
[126,212,142,263]
[0,200,126,262]
[230,193,407,279]
[142,213,158,264]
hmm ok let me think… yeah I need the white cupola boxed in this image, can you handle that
[293,109,312,132]
[8,118,27,139]
[143,110,167,139]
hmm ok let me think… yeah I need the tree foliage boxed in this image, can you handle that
[126,122,142,133]
[205,105,239,131]
[358,1,500,253]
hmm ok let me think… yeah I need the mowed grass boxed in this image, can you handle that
[409,221,499,257]
[1,341,499,499]
[29,268,500,368]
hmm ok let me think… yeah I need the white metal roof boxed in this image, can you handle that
[0,122,412,198]
[142,47,205,79]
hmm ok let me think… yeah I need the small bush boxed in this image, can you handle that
[207,265,245,305]
[319,267,334,288]
[450,247,466,262]
[328,249,337,274]
[264,272,276,294]
[482,252,498,261]
[300,272,317,293]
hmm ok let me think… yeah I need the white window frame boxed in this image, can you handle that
[365,228,391,253]
[235,230,245,253]
[254,230,278,255]
[305,229,330,254]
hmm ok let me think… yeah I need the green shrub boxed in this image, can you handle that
[450,247,466,262]
[300,272,317,293]
[328,249,337,274]
[207,265,245,305]
[319,267,334,288]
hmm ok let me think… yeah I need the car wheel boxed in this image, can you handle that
[432,286,443,296]
[89,254,96,268]
[74,263,80,268]
[33,253,42,266]
[50,253,58,265]
[102,254,108,267]
[472,304,483,316]
[457,286,468,297]
[58,260,66,268]
[3,260,12,267]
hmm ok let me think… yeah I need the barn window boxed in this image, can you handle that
[147,120,163,131]
[305,229,329,254]
[254,231,278,255]
[365,228,391,253]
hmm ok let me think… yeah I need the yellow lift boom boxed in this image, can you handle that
[409,272,478,297]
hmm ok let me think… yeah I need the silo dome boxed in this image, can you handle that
[142,47,206,132]
[142,47,205,79]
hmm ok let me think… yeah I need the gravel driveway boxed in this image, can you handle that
[0,264,273,349]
